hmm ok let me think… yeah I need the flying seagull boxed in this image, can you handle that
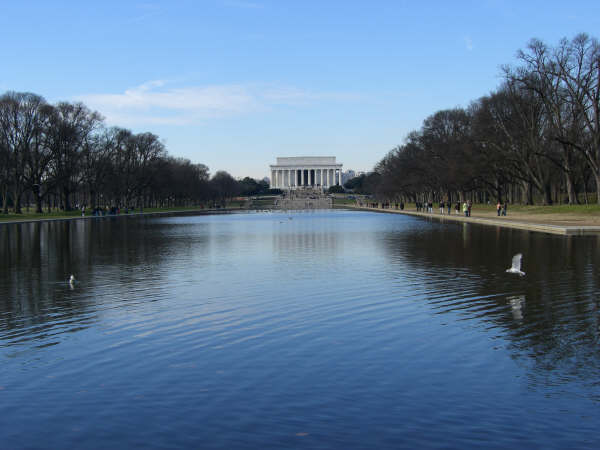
[506,253,525,276]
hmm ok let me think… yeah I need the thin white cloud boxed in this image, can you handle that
[126,2,162,24]
[223,0,264,9]
[83,83,254,112]
[76,80,361,126]
[464,36,474,51]
[262,86,365,104]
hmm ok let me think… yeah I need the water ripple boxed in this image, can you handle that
[1,211,599,449]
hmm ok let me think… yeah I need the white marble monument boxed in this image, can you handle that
[269,156,343,190]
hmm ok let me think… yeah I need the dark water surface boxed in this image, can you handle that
[1,210,599,449]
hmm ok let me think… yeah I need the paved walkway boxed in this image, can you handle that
[349,206,600,236]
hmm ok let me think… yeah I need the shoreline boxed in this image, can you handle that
[0,207,245,226]
[348,205,600,236]
[3,205,599,235]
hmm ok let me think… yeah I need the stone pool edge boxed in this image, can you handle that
[0,208,244,226]
[347,206,600,236]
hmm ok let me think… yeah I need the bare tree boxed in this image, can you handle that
[81,127,119,210]
[132,132,166,207]
[0,92,47,213]
[45,102,103,210]
[508,34,600,203]
[210,171,239,206]
[555,34,600,203]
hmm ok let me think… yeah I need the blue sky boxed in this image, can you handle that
[1,1,599,179]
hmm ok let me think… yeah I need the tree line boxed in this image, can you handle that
[365,33,599,205]
[0,92,278,214]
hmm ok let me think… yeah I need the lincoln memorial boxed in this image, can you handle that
[269,156,343,190]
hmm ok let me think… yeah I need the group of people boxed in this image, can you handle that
[496,201,508,216]
[415,201,433,213]
[85,206,138,216]
[417,200,472,216]
[368,199,509,218]
[462,201,472,217]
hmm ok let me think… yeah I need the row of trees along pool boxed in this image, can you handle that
[0,94,282,214]
[362,34,600,205]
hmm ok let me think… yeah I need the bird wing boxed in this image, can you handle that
[511,253,522,270]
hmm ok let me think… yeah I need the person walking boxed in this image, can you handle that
[439,201,444,214]
[502,202,507,216]
[467,200,472,217]
[463,202,468,217]
[447,201,452,215]
[496,201,502,216]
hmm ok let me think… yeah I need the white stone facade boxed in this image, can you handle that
[269,156,343,190]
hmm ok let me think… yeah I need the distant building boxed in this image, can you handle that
[269,156,343,190]
[342,170,356,185]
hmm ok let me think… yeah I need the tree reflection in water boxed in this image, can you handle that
[378,219,600,387]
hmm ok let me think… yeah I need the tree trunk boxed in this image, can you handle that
[542,183,553,205]
[13,188,22,214]
[562,166,577,205]
[1,187,8,214]
[595,171,600,205]
[35,193,43,213]
[520,181,532,205]
[63,186,72,211]
[89,190,97,210]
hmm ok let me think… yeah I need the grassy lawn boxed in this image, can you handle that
[461,203,600,215]
[0,209,88,222]
[250,197,278,209]
[332,196,360,206]
[498,204,600,215]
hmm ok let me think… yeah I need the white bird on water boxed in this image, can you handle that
[69,275,76,286]
[506,253,525,276]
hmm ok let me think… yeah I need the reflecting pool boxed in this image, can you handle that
[1,210,599,449]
